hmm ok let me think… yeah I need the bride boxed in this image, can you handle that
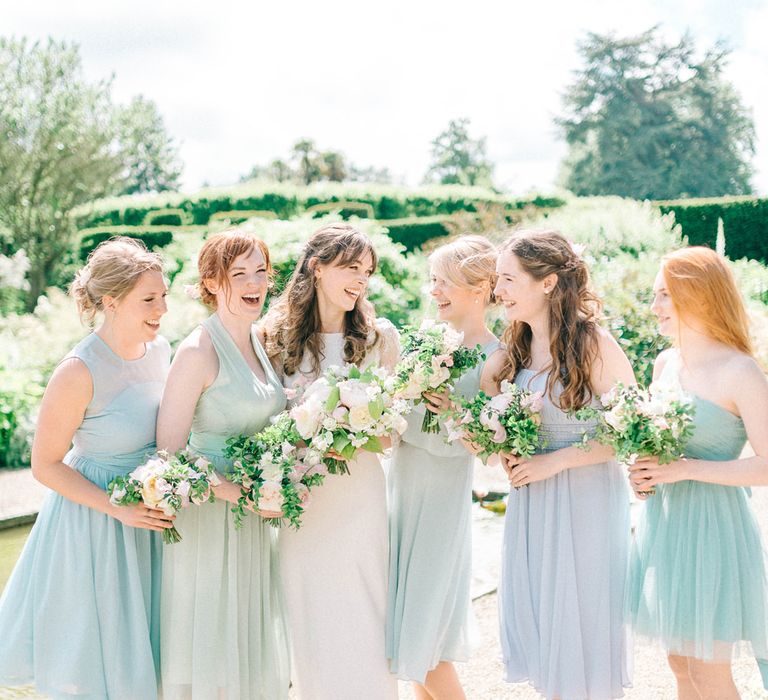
[263,222,399,700]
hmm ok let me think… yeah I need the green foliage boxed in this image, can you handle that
[658,197,768,263]
[114,96,182,196]
[424,118,494,188]
[557,27,755,199]
[143,208,191,226]
[79,227,176,259]
[381,216,452,251]
[73,182,555,231]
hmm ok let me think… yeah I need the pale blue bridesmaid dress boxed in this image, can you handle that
[386,339,500,683]
[160,314,290,700]
[0,333,170,699]
[500,368,632,700]
[629,350,768,685]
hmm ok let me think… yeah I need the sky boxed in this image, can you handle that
[5,0,768,195]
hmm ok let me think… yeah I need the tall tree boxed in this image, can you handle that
[557,27,755,199]
[0,38,123,310]
[292,139,323,185]
[114,96,182,195]
[424,118,494,187]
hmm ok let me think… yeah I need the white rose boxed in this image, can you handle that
[109,486,127,505]
[338,379,371,409]
[604,408,628,433]
[291,398,323,439]
[348,404,374,431]
[428,366,451,389]
[259,457,284,483]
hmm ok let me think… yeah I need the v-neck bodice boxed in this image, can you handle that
[188,313,286,462]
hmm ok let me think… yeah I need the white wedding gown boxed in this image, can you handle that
[279,320,400,700]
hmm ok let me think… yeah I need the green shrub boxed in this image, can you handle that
[143,208,191,226]
[78,227,178,259]
[72,182,563,230]
[208,210,278,224]
[306,201,375,219]
[381,216,453,251]
[658,197,768,263]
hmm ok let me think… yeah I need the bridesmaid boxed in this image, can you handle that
[263,222,400,700]
[386,235,500,699]
[482,229,635,700]
[157,229,289,700]
[628,246,768,700]
[0,238,173,699]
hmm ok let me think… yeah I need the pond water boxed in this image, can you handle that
[0,524,32,594]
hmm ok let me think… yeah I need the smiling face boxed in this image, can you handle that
[207,246,269,320]
[493,250,553,325]
[108,270,168,342]
[314,250,374,313]
[429,268,484,324]
[651,268,680,340]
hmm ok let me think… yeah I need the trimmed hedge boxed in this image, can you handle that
[658,197,768,262]
[381,216,453,251]
[73,182,565,230]
[79,227,182,259]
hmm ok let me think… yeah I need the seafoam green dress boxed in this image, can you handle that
[386,339,500,683]
[160,314,289,700]
[0,333,170,700]
[629,350,768,675]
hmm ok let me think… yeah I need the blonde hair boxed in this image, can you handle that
[662,246,753,356]
[69,237,164,326]
[428,235,497,304]
[195,228,272,309]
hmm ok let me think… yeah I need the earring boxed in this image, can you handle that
[474,297,479,305]
[544,289,550,295]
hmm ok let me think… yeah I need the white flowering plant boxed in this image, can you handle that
[225,412,327,528]
[445,380,544,464]
[107,449,219,543]
[290,363,410,475]
[395,319,484,433]
[574,381,695,494]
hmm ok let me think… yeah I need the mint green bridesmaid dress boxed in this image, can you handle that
[160,314,289,700]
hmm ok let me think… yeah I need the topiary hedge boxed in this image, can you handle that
[72,182,565,231]
[657,197,768,263]
[79,227,180,259]
[380,216,453,251]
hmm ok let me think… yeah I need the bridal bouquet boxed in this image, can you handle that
[108,449,219,544]
[290,364,410,475]
[226,413,326,528]
[574,381,695,494]
[445,380,545,464]
[395,319,484,433]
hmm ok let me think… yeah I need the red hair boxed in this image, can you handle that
[196,229,272,309]
[662,246,752,356]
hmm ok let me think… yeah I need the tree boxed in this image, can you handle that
[292,139,323,185]
[0,38,123,310]
[424,118,494,187]
[556,27,755,199]
[114,96,182,195]
[320,151,347,182]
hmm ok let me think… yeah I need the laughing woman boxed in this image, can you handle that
[263,222,400,700]
[386,236,500,699]
[484,229,635,700]
[628,247,768,700]
[0,238,173,699]
[157,230,289,700]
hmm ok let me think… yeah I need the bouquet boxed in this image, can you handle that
[290,363,410,474]
[396,319,484,433]
[445,380,544,465]
[108,449,219,543]
[574,381,695,495]
[226,413,327,528]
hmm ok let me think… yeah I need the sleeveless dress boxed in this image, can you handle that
[0,333,170,700]
[279,319,400,700]
[628,350,768,674]
[386,338,500,683]
[500,368,632,700]
[160,314,290,700]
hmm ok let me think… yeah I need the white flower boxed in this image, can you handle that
[604,407,629,433]
[259,457,284,483]
[303,377,333,404]
[257,481,284,512]
[427,365,451,389]
[291,397,323,439]
[109,486,127,505]
[337,379,371,409]
[348,404,374,431]
[194,456,211,472]
[322,416,338,431]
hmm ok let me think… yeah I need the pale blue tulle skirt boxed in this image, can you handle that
[0,451,162,700]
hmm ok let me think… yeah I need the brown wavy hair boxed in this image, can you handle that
[263,223,379,375]
[195,228,272,310]
[496,229,602,411]
[662,246,753,356]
